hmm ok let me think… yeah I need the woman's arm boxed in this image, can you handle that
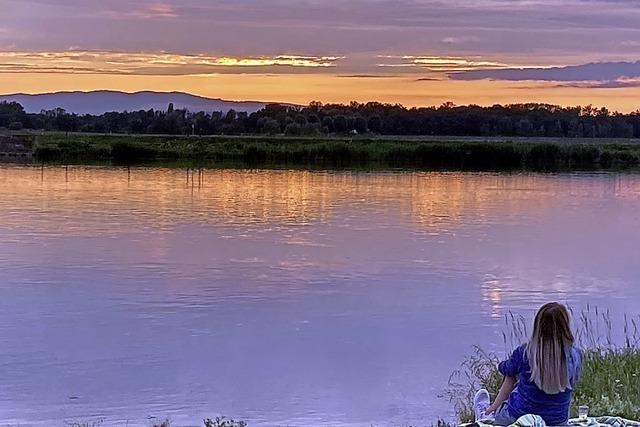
[486,376,517,414]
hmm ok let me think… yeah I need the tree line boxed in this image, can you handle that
[3,100,640,138]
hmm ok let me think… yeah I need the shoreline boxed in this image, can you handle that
[10,133,640,171]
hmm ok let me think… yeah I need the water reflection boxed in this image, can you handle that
[0,166,639,426]
[4,167,637,233]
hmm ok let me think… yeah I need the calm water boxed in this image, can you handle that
[1,166,639,426]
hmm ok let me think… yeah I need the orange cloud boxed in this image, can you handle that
[102,2,179,19]
[0,51,342,75]
[377,55,517,72]
[141,3,178,19]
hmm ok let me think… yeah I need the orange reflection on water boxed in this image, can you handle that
[1,166,639,240]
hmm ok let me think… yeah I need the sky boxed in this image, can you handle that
[2,0,640,110]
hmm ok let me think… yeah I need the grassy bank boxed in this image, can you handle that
[448,308,640,422]
[69,417,247,427]
[29,133,640,170]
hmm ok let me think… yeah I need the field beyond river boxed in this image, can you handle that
[7,132,640,170]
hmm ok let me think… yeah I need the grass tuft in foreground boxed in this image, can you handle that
[204,416,248,427]
[446,307,640,423]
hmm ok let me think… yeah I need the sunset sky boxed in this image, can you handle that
[3,0,640,110]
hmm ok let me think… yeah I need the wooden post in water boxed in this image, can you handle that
[65,165,68,182]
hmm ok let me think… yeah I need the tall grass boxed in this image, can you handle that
[67,417,247,427]
[31,134,640,170]
[204,417,247,427]
[447,307,640,423]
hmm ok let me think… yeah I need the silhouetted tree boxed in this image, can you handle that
[285,122,301,136]
[321,116,334,133]
[353,116,367,134]
[294,114,307,126]
[367,115,382,133]
[262,119,281,135]
[4,99,640,139]
[333,115,347,133]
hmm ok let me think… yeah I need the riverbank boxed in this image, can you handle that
[25,133,640,170]
[69,310,640,427]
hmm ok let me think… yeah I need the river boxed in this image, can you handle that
[0,166,639,426]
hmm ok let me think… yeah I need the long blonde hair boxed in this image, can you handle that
[527,302,575,394]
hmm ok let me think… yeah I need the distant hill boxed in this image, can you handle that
[0,91,269,115]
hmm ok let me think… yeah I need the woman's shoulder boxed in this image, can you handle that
[499,343,529,376]
[515,343,528,356]
[509,343,529,364]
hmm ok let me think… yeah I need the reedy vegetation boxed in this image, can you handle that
[30,134,640,170]
[68,417,247,427]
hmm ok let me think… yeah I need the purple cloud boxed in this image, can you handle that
[5,0,640,60]
[449,61,640,83]
[3,0,640,79]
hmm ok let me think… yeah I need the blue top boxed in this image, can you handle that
[498,344,582,426]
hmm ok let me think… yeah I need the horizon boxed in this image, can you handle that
[0,89,267,105]
[1,88,636,115]
[3,1,640,112]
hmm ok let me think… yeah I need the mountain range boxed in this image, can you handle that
[0,91,269,115]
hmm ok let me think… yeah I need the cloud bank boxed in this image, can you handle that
[450,61,640,88]
[3,0,640,101]
[5,0,640,62]
[0,51,342,75]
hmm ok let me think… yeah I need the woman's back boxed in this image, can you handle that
[500,343,582,425]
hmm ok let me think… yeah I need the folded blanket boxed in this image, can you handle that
[460,414,546,427]
[568,416,640,427]
[511,414,546,427]
[462,414,640,427]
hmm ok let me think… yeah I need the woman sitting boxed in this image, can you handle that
[474,302,583,425]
